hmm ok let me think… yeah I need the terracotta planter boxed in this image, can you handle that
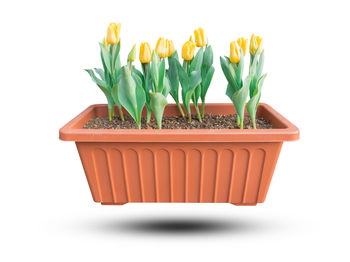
[59,103,299,206]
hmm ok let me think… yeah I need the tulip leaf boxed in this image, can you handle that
[85,69,108,94]
[111,83,121,107]
[247,74,267,128]
[256,50,264,77]
[118,66,145,129]
[112,43,121,70]
[203,45,214,69]
[150,53,159,92]
[190,47,204,72]
[176,59,189,90]
[162,76,171,97]
[150,92,168,129]
[220,57,239,92]
[158,59,166,93]
[99,43,112,75]
[231,76,251,129]
[168,51,180,103]
[201,66,215,101]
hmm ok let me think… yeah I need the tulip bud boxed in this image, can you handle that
[194,27,207,47]
[128,44,137,62]
[139,42,152,64]
[106,22,121,45]
[230,41,240,63]
[155,37,168,58]
[237,37,248,56]
[182,41,195,61]
[249,34,263,55]
[167,40,175,57]
[102,37,109,49]
[189,35,194,43]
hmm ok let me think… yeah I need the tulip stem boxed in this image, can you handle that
[119,106,124,121]
[176,102,185,118]
[195,105,202,122]
[201,101,205,118]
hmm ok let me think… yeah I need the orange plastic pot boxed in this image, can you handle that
[59,103,299,206]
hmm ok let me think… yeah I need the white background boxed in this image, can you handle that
[1,0,349,261]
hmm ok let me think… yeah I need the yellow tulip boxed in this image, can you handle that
[155,37,168,58]
[237,37,248,56]
[249,34,263,55]
[182,41,195,61]
[194,27,207,47]
[106,22,121,45]
[230,41,240,63]
[139,42,152,63]
[167,40,175,57]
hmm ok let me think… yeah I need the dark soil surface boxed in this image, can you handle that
[83,114,273,129]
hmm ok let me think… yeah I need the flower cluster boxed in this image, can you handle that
[220,34,266,129]
[86,22,266,129]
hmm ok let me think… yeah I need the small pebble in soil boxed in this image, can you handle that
[83,114,273,130]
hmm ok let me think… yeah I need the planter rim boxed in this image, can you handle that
[59,103,299,143]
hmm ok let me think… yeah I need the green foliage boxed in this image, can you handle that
[133,65,153,122]
[167,51,185,117]
[118,66,146,129]
[200,45,215,117]
[247,50,266,128]
[85,42,124,121]
[220,49,246,128]
[176,49,203,122]
[148,52,170,129]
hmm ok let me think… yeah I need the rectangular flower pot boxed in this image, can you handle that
[59,103,299,206]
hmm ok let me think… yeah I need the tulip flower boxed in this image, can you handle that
[230,41,240,63]
[182,41,195,61]
[168,40,175,57]
[139,42,152,64]
[237,37,248,56]
[249,34,263,55]
[106,22,121,45]
[155,37,168,59]
[194,27,207,47]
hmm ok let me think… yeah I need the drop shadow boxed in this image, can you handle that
[83,216,277,236]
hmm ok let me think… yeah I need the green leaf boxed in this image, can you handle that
[113,42,121,69]
[99,43,112,75]
[133,67,145,85]
[220,56,239,92]
[203,45,214,69]
[94,68,105,81]
[85,69,108,95]
[162,76,171,97]
[135,76,146,125]
[201,66,215,101]
[150,92,168,129]
[247,74,267,118]
[226,83,235,102]
[176,59,189,91]
[188,71,202,90]
[111,83,121,107]
[256,50,264,77]
[190,47,204,72]
[118,67,138,123]
[150,52,159,92]
[231,76,251,128]
[168,52,180,103]
[236,49,244,86]
[158,59,166,93]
